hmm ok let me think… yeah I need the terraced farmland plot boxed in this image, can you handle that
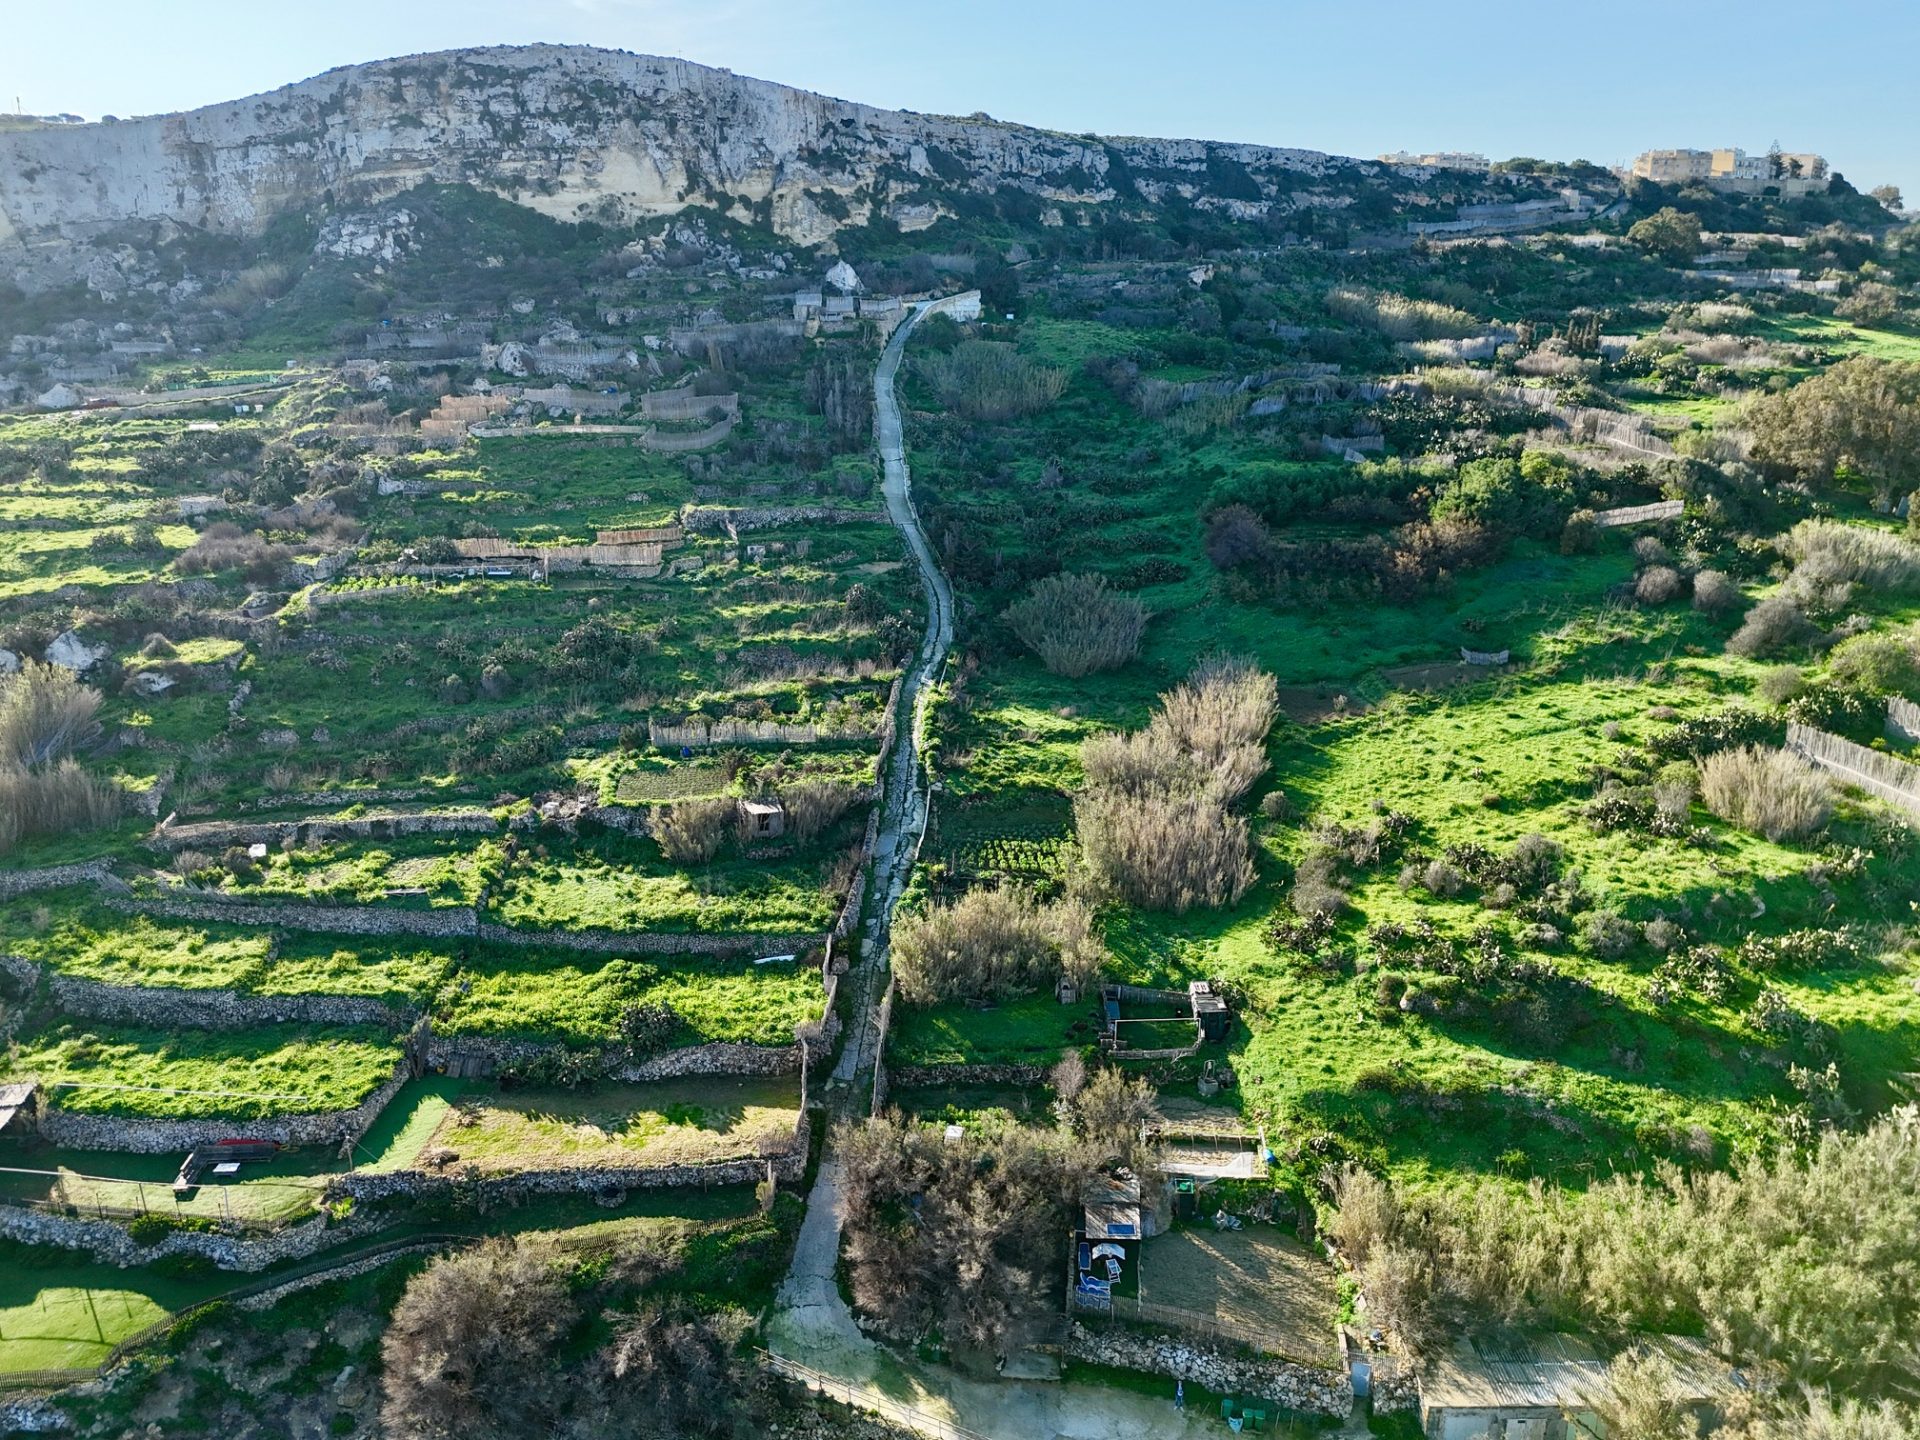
[4,1023,405,1122]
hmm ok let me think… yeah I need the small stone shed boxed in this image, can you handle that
[740,799,786,840]
[1420,1333,1743,1440]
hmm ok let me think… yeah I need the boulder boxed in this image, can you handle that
[130,671,176,697]
[34,382,82,410]
[44,629,107,672]
[0,648,19,674]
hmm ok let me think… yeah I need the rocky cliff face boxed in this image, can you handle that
[0,44,1369,264]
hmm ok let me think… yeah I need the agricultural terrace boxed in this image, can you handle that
[366,1075,803,1175]
[889,255,1920,1189]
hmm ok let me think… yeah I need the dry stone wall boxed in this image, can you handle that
[37,1051,414,1155]
[1062,1321,1350,1417]
[107,889,824,957]
[0,1205,359,1272]
[151,809,498,852]
[0,860,115,898]
[329,1113,808,1207]
[2,955,408,1030]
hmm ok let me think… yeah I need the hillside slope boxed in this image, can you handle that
[0,44,1491,266]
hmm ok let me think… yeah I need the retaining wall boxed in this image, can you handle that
[0,1205,357,1273]
[678,503,878,536]
[37,1050,415,1155]
[1062,1321,1350,1417]
[886,1063,1049,1088]
[106,890,821,956]
[151,809,497,853]
[327,1113,808,1207]
[2,956,408,1030]
[0,861,115,898]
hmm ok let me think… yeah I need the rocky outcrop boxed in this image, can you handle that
[0,44,1388,282]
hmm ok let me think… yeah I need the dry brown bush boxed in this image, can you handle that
[917,340,1067,421]
[1692,569,1741,612]
[890,884,1102,1003]
[1004,572,1146,677]
[1075,787,1256,913]
[1699,745,1833,842]
[0,662,101,769]
[1074,657,1275,910]
[380,1237,575,1440]
[1782,519,1920,593]
[1635,565,1687,606]
[648,796,737,863]
[779,780,861,843]
[1727,596,1819,658]
[172,522,292,583]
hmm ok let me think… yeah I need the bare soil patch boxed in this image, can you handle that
[1137,1225,1339,1365]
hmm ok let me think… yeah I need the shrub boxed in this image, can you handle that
[1827,628,1920,695]
[173,522,291,583]
[1077,788,1256,913]
[1781,520,1920,594]
[1505,833,1565,890]
[1631,535,1672,567]
[648,797,736,863]
[1580,909,1639,959]
[1757,666,1807,706]
[1004,572,1146,678]
[917,340,1066,421]
[0,662,102,770]
[617,1002,680,1059]
[890,885,1102,1003]
[1787,684,1884,743]
[1204,504,1273,571]
[381,1237,576,1440]
[1699,745,1833,842]
[1727,596,1818,658]
[1422,859,1466,897]
[1635,565,1686,606]
[1692,569,1741,613]
[779,780,861,843]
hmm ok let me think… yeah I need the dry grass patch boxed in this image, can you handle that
[420,1077,801,1174]
[1137,1226,1341,1366]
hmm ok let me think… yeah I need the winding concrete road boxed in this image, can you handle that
[767,295,1244,1438]
[828,292,965,1093]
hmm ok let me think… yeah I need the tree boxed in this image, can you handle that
[1870,183,1904,212]
[1576,1348,1703,1440]
[1628,207,1703,263]
[380,1238,576,1440]
[1749,357,1920,495]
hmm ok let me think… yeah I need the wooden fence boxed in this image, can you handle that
[1593,498,1684,528]
[1887,696,1920,745]
[755,1350,993,1440]
[647,716,880,748]
[1786,723,1920,818]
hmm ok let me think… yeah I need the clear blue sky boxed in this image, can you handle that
[6,0,1916,201]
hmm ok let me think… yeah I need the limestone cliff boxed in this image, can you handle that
[0,44,1369,262]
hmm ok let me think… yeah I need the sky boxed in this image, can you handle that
[4,0,1916,201]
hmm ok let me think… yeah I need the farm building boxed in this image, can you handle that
[740,798,787,840]
[0,1082,37,1140]
[1099,981,1231,1056]
[1420,1333,1744,1440]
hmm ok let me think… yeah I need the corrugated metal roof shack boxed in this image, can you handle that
[1420,1333,1744,1440]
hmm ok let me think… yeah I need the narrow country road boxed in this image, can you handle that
[766,295,1232,1439]
[829,292,964,1094]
